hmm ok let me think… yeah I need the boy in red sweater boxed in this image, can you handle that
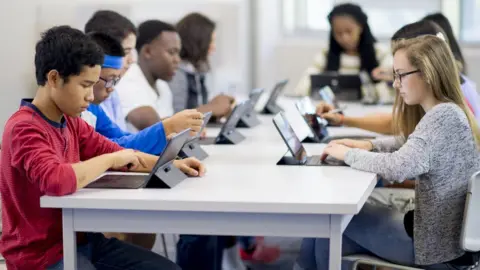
[0,25,204,270]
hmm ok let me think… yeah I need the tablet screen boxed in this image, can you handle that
[265,80,288,106]
[296,97,316,114]
[272,113,305,159]
[318,86,337,107]
[249,88,264,106]
[304,114,329,139]
[155,129,191,170]
[223,102,247,132]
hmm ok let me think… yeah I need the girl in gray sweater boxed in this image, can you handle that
[295,35,480,269]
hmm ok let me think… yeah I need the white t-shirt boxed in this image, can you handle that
[116,63,174,132]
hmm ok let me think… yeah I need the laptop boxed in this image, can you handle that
[237,88,264,128]
[295,97,376,143]
[310,73,361,101]
[272,112,346,166]
[260,80,289,114]
[199,101,248,145]
[85,128,192,189]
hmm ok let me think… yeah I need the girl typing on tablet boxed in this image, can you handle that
[295,35,480,269]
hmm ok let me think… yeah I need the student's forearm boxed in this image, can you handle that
[343,113,393,135]
[72,154,115,189]
[132,152,159,173]
[112,123,167,155]
[161,118,175,136]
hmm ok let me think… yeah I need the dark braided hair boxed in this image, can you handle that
[326,3,379,82]
[423,13,467,74]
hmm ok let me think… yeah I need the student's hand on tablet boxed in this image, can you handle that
[315,101,335,115]
[164,109,204,136]
[167,133,177,140]
[210,94,235,117]
[316,101,344,125]
[331,139,373,151]
[371,67,393,82]
[174,157,206,177]
[110,149,147,170]
[321,143,351,161]
[320,112,344,126]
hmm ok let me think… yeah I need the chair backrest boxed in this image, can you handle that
[461,171,480,252]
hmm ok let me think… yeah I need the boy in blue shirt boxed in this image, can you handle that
[82,32,203,155]
[85,10,138,128]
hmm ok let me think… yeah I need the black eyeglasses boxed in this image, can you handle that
[393,70,420,85]
[98,77,120,88]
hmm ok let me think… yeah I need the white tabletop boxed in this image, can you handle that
[41,163,376,215]
[41,97,387,217]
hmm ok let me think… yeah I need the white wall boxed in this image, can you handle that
[0,0,252,137]
[252,0,282,90]
[0,2,38,139]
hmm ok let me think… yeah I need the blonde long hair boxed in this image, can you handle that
[392,35,480,146]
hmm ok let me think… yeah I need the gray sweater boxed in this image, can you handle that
[169,61,208,113]
[345,103,480,265]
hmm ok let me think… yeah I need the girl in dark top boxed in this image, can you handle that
[291,3,393,101]
[325,3,379,79]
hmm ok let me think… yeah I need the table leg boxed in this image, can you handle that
[329,215,342,270]
[62,209,77,269]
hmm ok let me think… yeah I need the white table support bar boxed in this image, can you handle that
[329,215,343,270]
[62,209,77,270]
[70,208,333,238]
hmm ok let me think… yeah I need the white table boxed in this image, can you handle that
[40,97,389,270]
[41,165,377,270]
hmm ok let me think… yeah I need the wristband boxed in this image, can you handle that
[338,113,345,126]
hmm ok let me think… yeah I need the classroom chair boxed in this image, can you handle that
[0,143,3,262]
[343,170,480,270]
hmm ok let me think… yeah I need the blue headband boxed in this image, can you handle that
[102,55,123,69]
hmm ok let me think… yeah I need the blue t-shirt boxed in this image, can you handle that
[84,104,167,155]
